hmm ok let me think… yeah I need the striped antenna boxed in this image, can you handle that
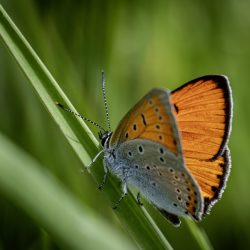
[56,102,106,131]
[102,69,111,131]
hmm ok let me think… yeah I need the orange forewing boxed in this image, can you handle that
[171,75,232,214]
[111,89,180,156]
[171,76,232,160]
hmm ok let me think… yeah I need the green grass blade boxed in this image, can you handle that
[0,132,136,250]
[0,4,173,249]
[0,3,97,166]
[185,219,214,250]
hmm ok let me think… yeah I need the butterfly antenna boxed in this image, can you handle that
[55,102,106,131]
[101,69,111,131]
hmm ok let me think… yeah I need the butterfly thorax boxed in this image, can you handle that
[103,148,127,181]
[99,131,124,178]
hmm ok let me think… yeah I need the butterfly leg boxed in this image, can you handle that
[113,181,127,209]
[98,166,109,190]
[85,149,105,169]
[137,192,143,206]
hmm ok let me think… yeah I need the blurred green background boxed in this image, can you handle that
[0,0,249,249]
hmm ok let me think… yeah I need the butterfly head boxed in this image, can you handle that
[98,130,113,149]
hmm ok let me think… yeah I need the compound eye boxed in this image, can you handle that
[101,137,106,146]
[101,132,112,147]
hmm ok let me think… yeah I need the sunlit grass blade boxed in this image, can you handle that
[185,219,214,250]
[0,132,136,250]
[0,4,173,249]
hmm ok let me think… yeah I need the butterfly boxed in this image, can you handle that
[57,74,232,226]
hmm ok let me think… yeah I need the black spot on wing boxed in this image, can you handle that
[141,113,147,126]
[174,104,179,113]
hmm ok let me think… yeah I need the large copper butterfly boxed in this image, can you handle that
[57,73,232,226]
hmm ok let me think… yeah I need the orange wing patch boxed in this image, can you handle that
[111,89,181,156]
[172,75,232,215]
[185,149,230,214]
[171,76,232,160]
